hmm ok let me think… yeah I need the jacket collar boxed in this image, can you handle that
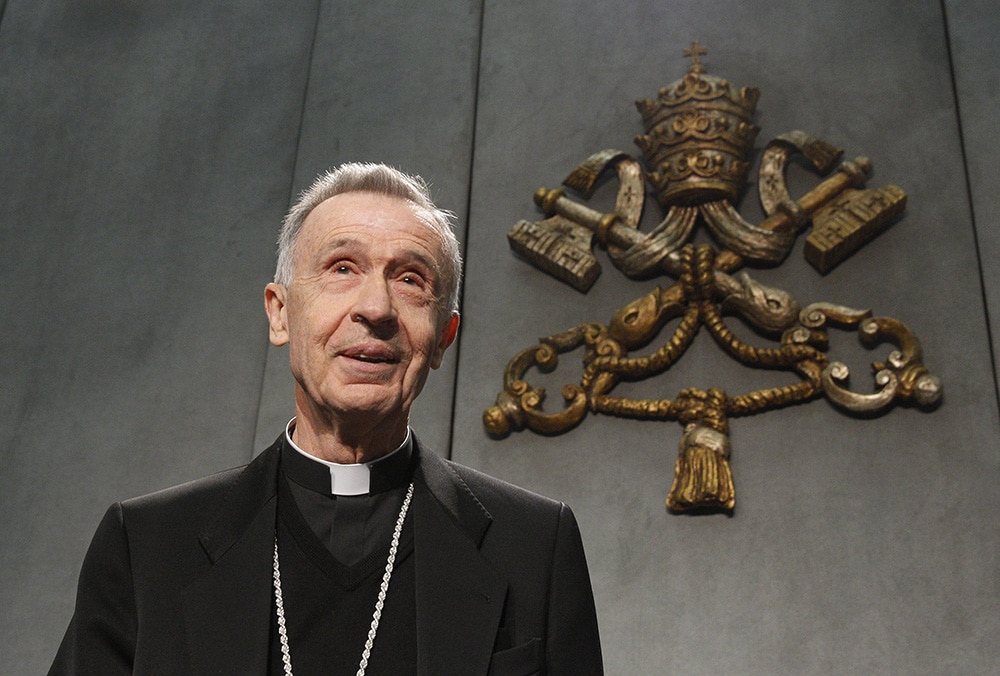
[197,435,282,563]
[184,435,509,675]
[413,445,508,674]
[183,435,282,673]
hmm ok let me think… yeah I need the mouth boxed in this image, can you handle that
[351,354,394,364]
[340,344,400,364]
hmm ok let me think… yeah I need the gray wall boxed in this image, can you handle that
[1,0,997,673]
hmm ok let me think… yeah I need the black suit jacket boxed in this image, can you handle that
[50,436,603,675]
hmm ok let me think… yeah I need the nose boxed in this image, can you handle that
[350,274,397,331]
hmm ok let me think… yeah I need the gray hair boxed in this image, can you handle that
[275,162,463,312]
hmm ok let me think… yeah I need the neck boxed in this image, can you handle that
[290,405,409,464]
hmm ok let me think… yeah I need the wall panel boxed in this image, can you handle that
[0,1,319,670]
[253,0,483,457]
[947,0,1000,392]
[455,0,999,672]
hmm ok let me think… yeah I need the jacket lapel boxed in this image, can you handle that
[413,446,508,675]
[183,439,282,674]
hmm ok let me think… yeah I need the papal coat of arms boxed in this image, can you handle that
[484,44,941,514]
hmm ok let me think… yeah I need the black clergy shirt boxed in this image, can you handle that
[268,435,418,674]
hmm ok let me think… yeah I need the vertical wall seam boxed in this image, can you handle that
[248,0,325,463]
[939,0,1000,419]
[443,0,488,461]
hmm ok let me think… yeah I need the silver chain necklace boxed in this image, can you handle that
[272,481,415,676]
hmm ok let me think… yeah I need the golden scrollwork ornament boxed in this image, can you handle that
[484,43,942,514]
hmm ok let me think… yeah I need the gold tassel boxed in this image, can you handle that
[666,423,735,513]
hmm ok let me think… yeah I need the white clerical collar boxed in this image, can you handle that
[283,417,412,496]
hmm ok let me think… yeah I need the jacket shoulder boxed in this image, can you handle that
[428,456,574,551]
[121,464,246,514]
[440,458,564,515]
[120,440,280,520]
[112,443,280,568]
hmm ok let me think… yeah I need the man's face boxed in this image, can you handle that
[265,191,458,428]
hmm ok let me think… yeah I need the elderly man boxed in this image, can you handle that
[51,163,603,675]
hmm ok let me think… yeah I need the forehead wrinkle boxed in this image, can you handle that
[313,236,363,261]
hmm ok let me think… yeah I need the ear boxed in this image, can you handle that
[264,282,290,346]
[430,312,460,369]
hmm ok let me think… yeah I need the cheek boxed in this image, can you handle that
[291,295,345,344]
[409,318,451,365]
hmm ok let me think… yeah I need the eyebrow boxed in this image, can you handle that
[313,237,361,261]
[313,237,441,279]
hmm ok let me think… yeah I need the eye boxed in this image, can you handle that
[394,268,435,298]
[325,258,355,274]
[397,272,428,290]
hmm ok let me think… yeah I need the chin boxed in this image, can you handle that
[331,391,405,419]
